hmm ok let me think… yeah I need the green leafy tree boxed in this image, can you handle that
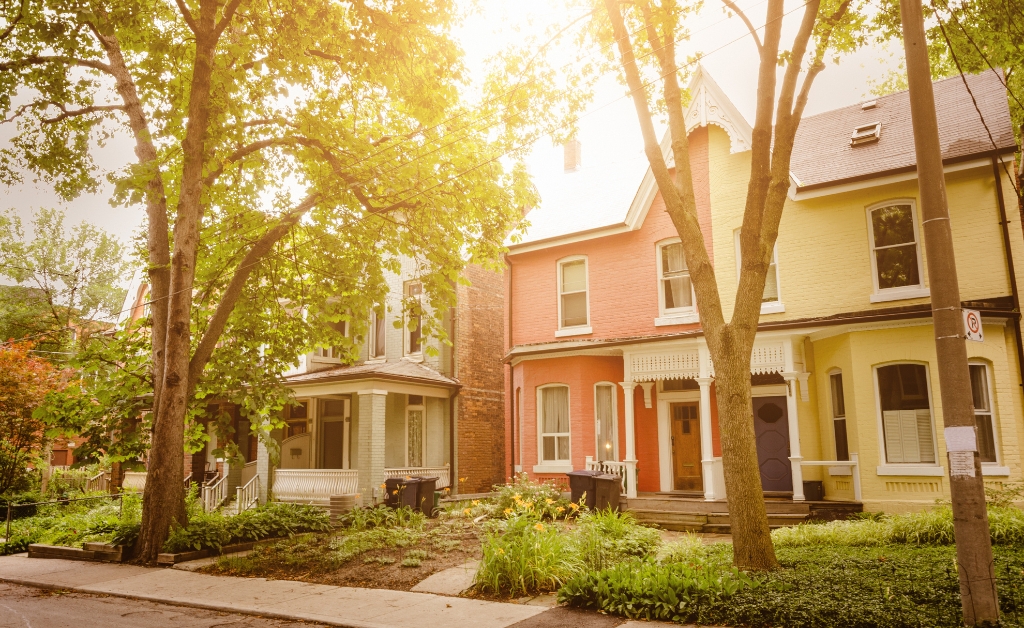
[0,208,130,355]
[578,0,866,570]
[0,0,555,560]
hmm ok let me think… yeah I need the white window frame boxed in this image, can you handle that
[405,400,426,467]
[828,369,850,462]
[403,281,424,360]
[368,307,386,362]
[733,229,785,315]
[655,238,699,326]
[555,256,592,337]
[593,382,619,462]
[534,384,572,473]
[866,199,930,303]
[873,361,942,475]
[968,360,1006,474]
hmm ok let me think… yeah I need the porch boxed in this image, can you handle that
[272,466,452,505]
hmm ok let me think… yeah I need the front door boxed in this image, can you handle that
[322,421,345,469]
[753,396,792,492]
[670,402,702,491]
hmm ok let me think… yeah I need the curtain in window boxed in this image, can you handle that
[561,261,588,327]
[970,364,997,462]
[541,386,570,461]
[373,310,386,357]
[662,243,692,309]
[408,409,423,467]
[595,385,614,462]
[762,258,779,302]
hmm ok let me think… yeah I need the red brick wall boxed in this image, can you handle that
[455,264,507,493]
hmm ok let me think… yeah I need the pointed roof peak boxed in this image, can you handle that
[683,65,752,153]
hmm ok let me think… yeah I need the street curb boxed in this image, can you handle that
[0,573,403,628]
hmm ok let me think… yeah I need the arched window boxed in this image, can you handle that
[876,363,936,464]
[828,370,849,461]
[538,385,571,463]
[969,362,998,463]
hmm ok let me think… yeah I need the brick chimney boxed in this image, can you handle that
[563,138,581,172]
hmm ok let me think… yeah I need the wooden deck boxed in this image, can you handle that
[622,492,862,532]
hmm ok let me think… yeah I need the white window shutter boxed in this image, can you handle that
[899,410,922,463]
[916,409,935,463]
[884,410,904,463]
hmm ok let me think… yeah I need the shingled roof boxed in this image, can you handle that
[790,71,1017,193]
[285,359,460,389]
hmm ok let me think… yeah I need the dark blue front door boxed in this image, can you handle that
[753,396,792,492]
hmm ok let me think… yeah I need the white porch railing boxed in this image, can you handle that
[584,457,628,495]
[86,471,109,493]
[202,474,228,512]
[800,453,862,501]
[383,465,450,489]
[274,469,359,505]
[235,475,260,513]
[122,471,146,492]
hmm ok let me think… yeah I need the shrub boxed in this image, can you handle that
[572,508,660,570]
[659,532,711,565]
[493,474,570,520]
[559,558,757,623]
[341,505,424,530]
[163,502,333,553]
[475,515,583,597]
[164,512,230,553]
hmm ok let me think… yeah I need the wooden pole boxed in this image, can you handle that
[898,0,999,623]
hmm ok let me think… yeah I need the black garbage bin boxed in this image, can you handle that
[566,470,601,509]
[803,480,824,502]
[384,477,421,509]
[593,474,622,512]
[414,477,439,516]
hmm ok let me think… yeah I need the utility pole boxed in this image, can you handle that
[898,0,999,624]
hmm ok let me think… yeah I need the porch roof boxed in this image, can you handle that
[284,360,461,389]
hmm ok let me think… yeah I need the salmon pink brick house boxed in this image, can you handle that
[504,67,1024,525]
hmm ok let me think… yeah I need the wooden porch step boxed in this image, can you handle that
[624,497,811,516]
[628,509,708,532]
[707,512,809,526]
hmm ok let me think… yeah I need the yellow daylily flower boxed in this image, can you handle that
[534,523,544,531]
[472,500,480,506]
[463,508,471,516]
[545,498,553,505]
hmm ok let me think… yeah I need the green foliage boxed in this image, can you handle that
[401,556,422,567]
[340,505,425,531]
[572,508,661,571]
[772,506,1024,547]
[475,515,584,597]
[559,558,757,623]
[658,532,712,565]
[493,473,572,520]
[1,492,141,555]
[163,502,332,553]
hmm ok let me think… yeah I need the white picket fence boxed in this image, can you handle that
[274,469,359,506]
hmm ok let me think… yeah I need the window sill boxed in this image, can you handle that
[655,312,699,326]
[982,465,1011,476]
[760,301,786,314]
[555,326,592,338]
[365,358,387,364]
[870,286,930,303]
[533,463,573,474]
[402,354,424,363]
[876,464,944,476]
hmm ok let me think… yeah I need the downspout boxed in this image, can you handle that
[505,253,515,478]
[993,156,1024,390]
[448,281,459,495]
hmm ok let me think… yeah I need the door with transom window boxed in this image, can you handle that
[670,402,702,491]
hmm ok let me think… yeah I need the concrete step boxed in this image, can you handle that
[624,497,810,516]
[707,512,808,525]
[628,509,707,532]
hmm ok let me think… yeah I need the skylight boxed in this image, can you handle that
[851,122,881,146]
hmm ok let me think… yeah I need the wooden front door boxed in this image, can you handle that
[322,421,345,469]
[753,396,792,492]
[670,402,702,491]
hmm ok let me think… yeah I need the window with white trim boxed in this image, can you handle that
[404,281,422,356]
[733,230,782,306]
[868,202,923,293]
[969,363,998,463]
[658,240,694,315]
[877,364,936,464]
[316,320,348,359]
[829,371,850,461]
[558,258,589,329]
[369,307,386,359]
[539,385,570,462]
[594,383,617,462]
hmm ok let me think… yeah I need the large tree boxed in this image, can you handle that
[0,0,546,561]
[590,0,864,570]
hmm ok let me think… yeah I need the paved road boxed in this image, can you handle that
[0,583,323,628]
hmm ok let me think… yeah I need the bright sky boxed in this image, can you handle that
[0,0,901,250]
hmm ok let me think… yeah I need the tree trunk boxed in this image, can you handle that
[710,333,778,570]
[39,439,52,496]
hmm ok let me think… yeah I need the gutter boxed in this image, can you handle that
[992,156,1024,390]
[505,253,515,478]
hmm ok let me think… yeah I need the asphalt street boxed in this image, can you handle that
[0,583,324,628]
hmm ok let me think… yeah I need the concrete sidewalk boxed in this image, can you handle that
[0,554,547,628]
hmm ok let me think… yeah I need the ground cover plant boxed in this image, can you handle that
[0,492,140,555]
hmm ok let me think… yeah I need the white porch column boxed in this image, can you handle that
[695,377,717,501]
[781,371,805,500]
[618,381,638,498]
[356,389,388,507]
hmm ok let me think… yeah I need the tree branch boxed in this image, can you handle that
[0,55,112,75]
[41,103,126,124]
[0,0,26,44]
[214,0,245,38]
[174,0,199,34]
[721,0,763,53]
[187,193,321,391]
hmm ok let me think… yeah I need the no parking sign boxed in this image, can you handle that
[963,308,983,342]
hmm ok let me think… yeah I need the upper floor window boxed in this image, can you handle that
[405,282,422,356]
[829,371,850,461]
[316,321,348,359]
[969,363,997,463]
[369,307,386,359]
[558,257,589,329]
[734,230,783,312]
[868,202,924,297]
[877,363,936,464]
[539,385,570,462]
[658,240,694,314]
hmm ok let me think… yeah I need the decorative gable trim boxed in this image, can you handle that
[683,66,752,154]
